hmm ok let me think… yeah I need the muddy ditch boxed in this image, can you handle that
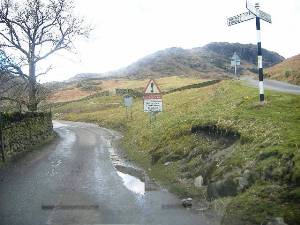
[187,124,244,199]
[168,124,243,199]
[191,124,240,145]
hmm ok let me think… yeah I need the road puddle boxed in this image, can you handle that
[53,121,68,128]
[104,134,156,195]
[117,171,145,195]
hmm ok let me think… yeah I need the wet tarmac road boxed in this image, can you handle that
[241,76,300,95]
[0,121,216,225]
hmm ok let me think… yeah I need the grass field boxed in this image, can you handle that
[53,79,300,225]
[49,75,206,103]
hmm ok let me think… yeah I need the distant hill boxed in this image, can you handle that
[202,42,284,68]
[69,42,284,81]
[68,73,103,81]
[265,54,300,85]
[115,46,229,79]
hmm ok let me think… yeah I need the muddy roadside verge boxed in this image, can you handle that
[103,126,225,224]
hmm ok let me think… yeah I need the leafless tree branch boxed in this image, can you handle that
[0,0,91,111]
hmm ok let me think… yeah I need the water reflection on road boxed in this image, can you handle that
[117,171,145,195]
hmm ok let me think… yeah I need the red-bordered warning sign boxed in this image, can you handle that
[143,95,162,99]
[144,79,161,94]
[143,79,163,112]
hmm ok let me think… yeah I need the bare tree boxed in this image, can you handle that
[0,74,26,112]
[1,49,52,111]
[0,50,25,111]
[0,0,90,111]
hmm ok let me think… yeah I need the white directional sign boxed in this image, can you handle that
[227,11,255,26]
[143,95,162,112]
[246,1,272,23]
[258,10,272,23]
[144,79,161,94]
[231,52,241,66]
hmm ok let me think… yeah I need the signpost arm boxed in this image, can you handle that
[256,15,265,102]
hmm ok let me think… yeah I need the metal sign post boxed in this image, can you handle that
[227,1,272,102]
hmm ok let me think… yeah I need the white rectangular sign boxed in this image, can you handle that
[227,11,255,26]
[143,95,162,112]
[231,60,240,66]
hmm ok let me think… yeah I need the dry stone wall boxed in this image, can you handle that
[0,112,53,161]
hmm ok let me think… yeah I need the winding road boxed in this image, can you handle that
[241,76,300,95]
[0,121,217,225]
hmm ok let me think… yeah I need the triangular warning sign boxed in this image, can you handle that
[144,79,161,94]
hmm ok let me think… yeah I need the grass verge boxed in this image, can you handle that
[53,79,300,225]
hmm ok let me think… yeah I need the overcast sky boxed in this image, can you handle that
[39,0,300,83]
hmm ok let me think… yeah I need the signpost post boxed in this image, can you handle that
[227,1,272,102]
[143,79,162,123]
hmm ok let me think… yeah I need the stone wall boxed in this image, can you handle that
[0,112,53,161]
[115,88,143,97]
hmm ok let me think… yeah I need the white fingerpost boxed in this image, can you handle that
[227,1,272,102]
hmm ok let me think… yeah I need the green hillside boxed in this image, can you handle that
[265,54,300,85]
[53,80,300,225]
[113,42,284,79]
[67,42,284,81]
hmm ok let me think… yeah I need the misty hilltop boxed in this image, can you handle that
[69,42,284,81]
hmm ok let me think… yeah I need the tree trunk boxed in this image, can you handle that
[28,61,38,111]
